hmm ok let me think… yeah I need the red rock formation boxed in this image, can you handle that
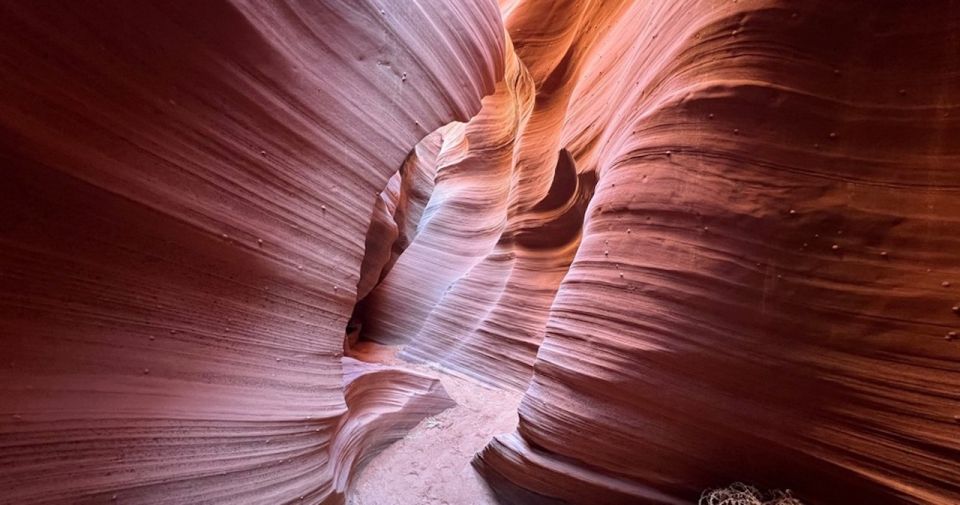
[357,1,960,504]
[4,0,960,504]
[0,1,501,503]
[473,2,960,504]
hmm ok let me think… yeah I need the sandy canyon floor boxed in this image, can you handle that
[347,368,522,505]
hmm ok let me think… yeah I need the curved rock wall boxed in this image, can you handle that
[0,1,501,503]
[360,3,613,390]
[3,0,960,504]
[354,0,960,503]
[473,1,960,504]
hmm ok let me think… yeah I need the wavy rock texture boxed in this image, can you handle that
[354,129,444,305]
[0,1,501,503]
[360,23,597,391]
[353,0,960,504]
[3,0,960,504]
[474,2,960,505]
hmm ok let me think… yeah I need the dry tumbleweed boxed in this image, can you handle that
[699,482,803,505]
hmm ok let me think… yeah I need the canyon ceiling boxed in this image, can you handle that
[1,1,959,504]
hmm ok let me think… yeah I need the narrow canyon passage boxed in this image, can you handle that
[347,357,522,505]
[2,1,960,504]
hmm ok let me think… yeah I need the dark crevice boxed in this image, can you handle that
[344,135,442,355]
[514,149,596,250]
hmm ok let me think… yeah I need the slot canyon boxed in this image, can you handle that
[1,1,959,504]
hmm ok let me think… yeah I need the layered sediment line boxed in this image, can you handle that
[354,1,960,503]
[3,1,960,504]
[472,1,960,504]
[0,1,501,503]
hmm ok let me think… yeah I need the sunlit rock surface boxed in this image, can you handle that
[3,0,960,504]
[361,1,960,504]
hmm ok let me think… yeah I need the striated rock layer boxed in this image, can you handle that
[3,0,960,504]
[0,1,501,503]
[486,2,960,504]
[357,0,960,504]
